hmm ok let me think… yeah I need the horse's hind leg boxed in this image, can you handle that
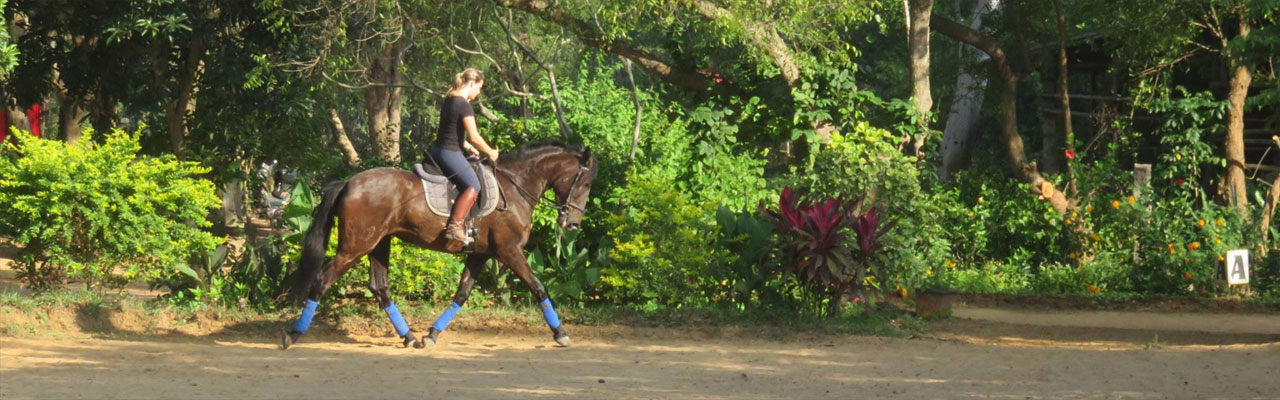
[498,248,570,347]
[283,235,376,349]
[425,254,486,345]
[369,237,423,348]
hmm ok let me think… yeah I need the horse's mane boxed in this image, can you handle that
[498,139,586,165]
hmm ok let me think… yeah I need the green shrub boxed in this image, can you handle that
[710,205,779,307]
[0,128,221,291]
[525,228,607,306]
[600,170,719,306]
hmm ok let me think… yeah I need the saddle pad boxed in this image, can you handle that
[420,164,501,219]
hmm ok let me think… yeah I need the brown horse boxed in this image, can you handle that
[281,142,596,349]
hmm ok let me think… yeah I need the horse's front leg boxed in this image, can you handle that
[369,237,424,348]
[425,254,487,345]
[499,248,570,347]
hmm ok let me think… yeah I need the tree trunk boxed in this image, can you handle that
[329,108,361,166]
[1260,137,1280,255]
[932,15,1071,214]
[364,42,403,163]
[1222,19,1251,213]
[1053,0,1073,147]
[57,94,86,144]
[907,0,935,116]
[164,39,207,158]
[939,0,999,181]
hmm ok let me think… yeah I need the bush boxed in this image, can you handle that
[793,127,951,299]
[600,170,719,306]
[0,128,221,291]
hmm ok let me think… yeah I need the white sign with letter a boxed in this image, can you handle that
[1225,250,1250,285]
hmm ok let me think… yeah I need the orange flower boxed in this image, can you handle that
[1090,234,1101,241]
[1127,196,1136,204]
[1086,205,1094,213]
[1071,211,1079,218]
[1197,219,1205,227]
[1188,242,1200,251]
[1112,200,1121,209]
[1068,252,1078,260]
[900,288,908,298]
[1184,272,1193,279]
[1216,219,1225,227]
[1089,284,1100,293]
[1218,256,1226,262]
[1065,218,1073,225]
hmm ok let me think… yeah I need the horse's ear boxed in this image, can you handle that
[580,147,592,165]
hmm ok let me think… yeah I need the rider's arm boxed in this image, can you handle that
[462,141,480,157]
[462,116,498,160]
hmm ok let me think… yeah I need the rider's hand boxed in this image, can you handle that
[486,148,500,162]
[464,143,481,158]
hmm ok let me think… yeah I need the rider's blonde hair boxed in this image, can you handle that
[451,68,485,90]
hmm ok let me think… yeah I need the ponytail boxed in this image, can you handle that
[452,68,485,89]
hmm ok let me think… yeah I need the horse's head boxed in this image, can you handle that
[549,147,595,230]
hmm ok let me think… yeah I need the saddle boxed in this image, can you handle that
[412,155,501,221]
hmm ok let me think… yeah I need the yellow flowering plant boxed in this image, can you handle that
[0,128,221,292]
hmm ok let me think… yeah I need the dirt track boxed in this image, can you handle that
[3,306,1278,400]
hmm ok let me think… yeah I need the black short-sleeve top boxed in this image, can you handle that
[434,96,475,151]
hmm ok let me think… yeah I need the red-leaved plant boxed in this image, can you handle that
[763,187,896,315]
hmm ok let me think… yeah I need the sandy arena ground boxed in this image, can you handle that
[2,304,1278,400]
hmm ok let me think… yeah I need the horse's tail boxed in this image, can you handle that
[288,179,348,306]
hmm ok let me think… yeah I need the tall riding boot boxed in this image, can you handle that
[445,188,479,244]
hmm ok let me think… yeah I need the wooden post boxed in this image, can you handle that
[1133,163,1151,199]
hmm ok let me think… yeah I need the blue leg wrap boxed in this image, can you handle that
[431,302,462,332]
[540,298,561,329]
[292,299,319,334]
[383,302,411,337]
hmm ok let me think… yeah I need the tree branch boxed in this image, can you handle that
[490,0,710,92]
[932,15,1071,214]
[622,57,643,161]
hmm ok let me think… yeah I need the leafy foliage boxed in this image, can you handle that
[600,170,718,306]
[763,187,894,315]
[526,228,605,307]
[0,128,221,291]
[711,205,777,306]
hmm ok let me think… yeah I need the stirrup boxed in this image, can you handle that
[444,224,472,245]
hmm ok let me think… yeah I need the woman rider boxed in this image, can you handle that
[431,68,499,245]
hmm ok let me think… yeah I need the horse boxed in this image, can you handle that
[281,142,597,349]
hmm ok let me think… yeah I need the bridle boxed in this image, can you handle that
[494,163,589,214]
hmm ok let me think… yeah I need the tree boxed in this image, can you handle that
[938,0,1000,181]
[1104,0,1274,213]
[931,14,1073,214]
[491,0,881,143]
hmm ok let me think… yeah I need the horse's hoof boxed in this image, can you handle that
[554,334,572,347]
[280,330,301,350]
[402,332,419,348]
[413,338,427,349]
[554,335,572,347]
[425,328,441,345]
